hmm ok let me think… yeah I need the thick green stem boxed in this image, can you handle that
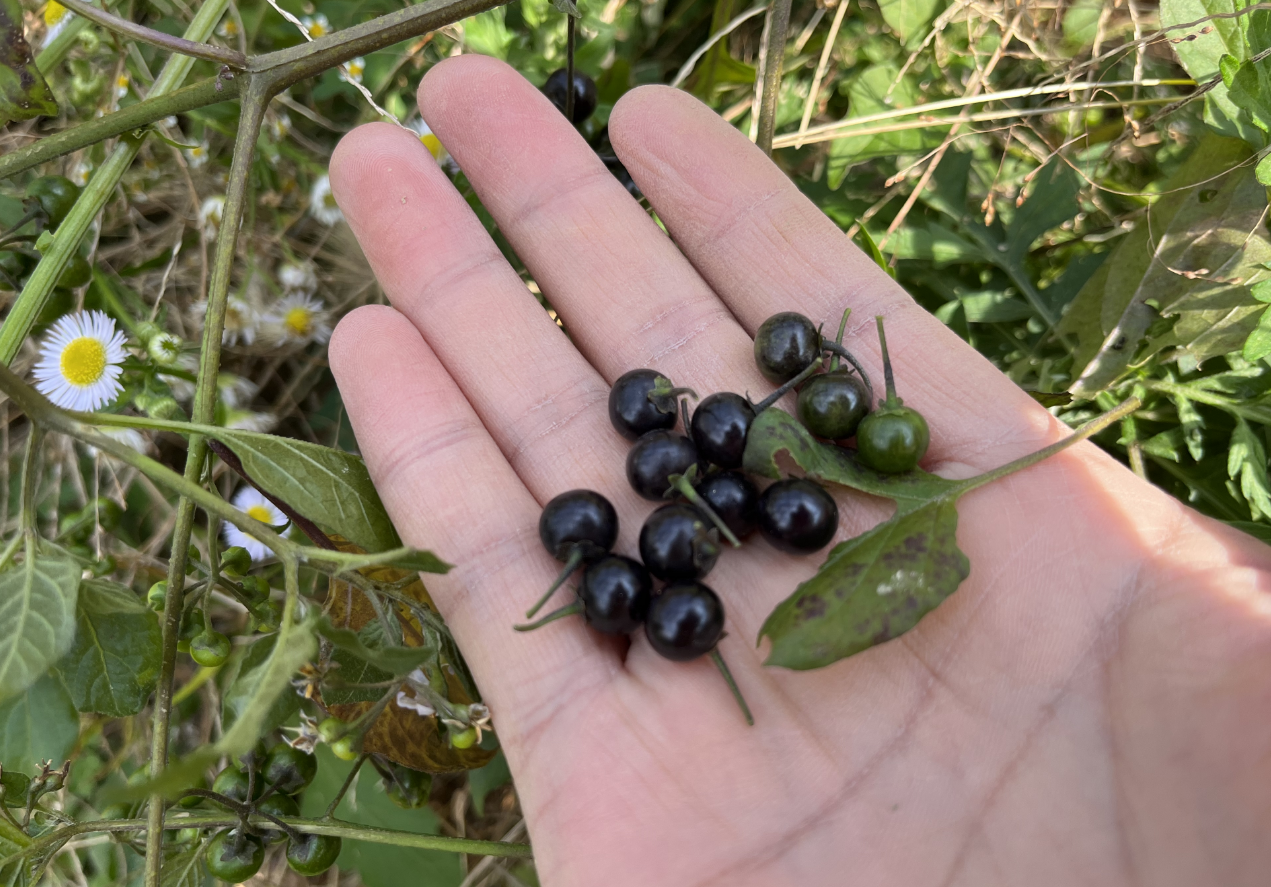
[0,0,232,365]
[0,78,241,182]
[755,0,792,156]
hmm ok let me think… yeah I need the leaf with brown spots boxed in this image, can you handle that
[0,0,57,126]
[321,539,493,773]
[759,500,969,670]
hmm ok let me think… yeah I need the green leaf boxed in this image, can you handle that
[1228,417,1271,518]
[759,500,969,669]
[1228,54,1271,133]
[213,430,401,553]
[219,624,315,751]
[878,0,944,44]
[316,615,436,676]
[826,65,943,188]
[743,408,960,514]
[55,579,160,716]
[0,549,81,703]
[854,226,896,279]
[0,0,57,126]
[158,840,208,887]
[1004,160,1082,266]
[1173,392,1208,461]
[462,8,514,59]
[469,751,511,816]
[302,745,462,887]
[958,290,1034,323]
[1257,152,1271,186]
[879,222,986,267]
[1242,306,1271,360]
[1062,0,1104,51]
[0,674,79,773]
[1061,135,1271,395]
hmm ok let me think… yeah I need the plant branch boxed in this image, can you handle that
[54,0,247,68]
[755,0,792,156]
[0,78,241,182]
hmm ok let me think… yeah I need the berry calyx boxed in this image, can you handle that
[855,316,929,474]
[757,478,838,554]
[645,581,725,662]
[626,430,698,500]
[262,743,316,795]
[286,833,342,876]
[608,369,681,440]
[639,503,720,581]
[205,830,265,883]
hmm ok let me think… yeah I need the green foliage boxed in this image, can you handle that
[316,615,436,675]
[55,578,161,716]
[0,673,79,773]
[219,627,314,742]
[0,548,80,703]
[0,0,57,125]
[827,65,942,187]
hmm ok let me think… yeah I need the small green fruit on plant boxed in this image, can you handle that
[262,743,316,795]
[211,766,259,804]
[204,830,265,883]
[189,630,231,668]
[330,735,359,761]
[220,546,252,577]
[317,717,344,744]
[383,766,432,809]
[855,316,930,474]
[796,370,870,440]
[26,175,81,227]
[448,727,478,750]
[147,581,167,611]
[286,833,342,876]
[256,792,300,843]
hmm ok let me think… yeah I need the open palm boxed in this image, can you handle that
[327,55,1271,887]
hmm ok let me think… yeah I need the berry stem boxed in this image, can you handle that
[874,315,898,407]
[709,649,754,726]
[828,307,850,373]
[752,359,821,413]
[668,467,742,548]
[564,15,576,122]
[821,341,875,402]
[322,754,366,820]
[525,547,585,618]
[514,600,583,631]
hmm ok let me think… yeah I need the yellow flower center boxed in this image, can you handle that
[60,337,107,386]
[421,133,443,159]
[246,504,273,522]
[284,307,313,336]
[310,22,327,37]
[45,2,67,25]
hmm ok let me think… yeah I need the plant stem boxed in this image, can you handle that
[755,0,792,156]
[874,316,898,406]
[669,468,742,548]
[0,78,241,182]
[819,342,874,399]
[54,0,247,68]
[525,548,584,618]
[564,14,576,122]
[709,648,754,726]
[19,425,43,533]
[514,600,582,631]
[828,308,850,373]
[951,396,1142,499]
[752,359,821,413]
[323,755,367,819]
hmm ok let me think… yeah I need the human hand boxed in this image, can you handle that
[327,55,1271,887]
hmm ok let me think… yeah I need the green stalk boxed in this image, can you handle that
[0,0,233,365]
[35,15,91,74]
[0,78,241,182]
[755,0,792,156]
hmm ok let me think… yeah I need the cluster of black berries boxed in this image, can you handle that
[519,310,930,721]
[541,68,641,198]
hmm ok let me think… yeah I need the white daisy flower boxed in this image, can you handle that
[308,175,343,226]
[199,195,225,239]
[224,487,286,562]
[43,1,73,46]
[217,373,258,409]
[69,161,92,187]
[185,142,210,169]
[33,311,127,412]
[278,261,317,295]
[339,57,365,85]
[407,118,446,162]
[264,293,332,345]
[216,17,240,39]
[267,111,292,141]
[114,74,130,100]
[301,13,330,38]
[193,295,257,346]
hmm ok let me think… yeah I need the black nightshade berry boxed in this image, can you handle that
[796,370,871,440]
[639,503,720,581]
[627,430,698,500]
[696,471,760,539]
[609,369,679,440]
[758,478,838,554]
[645,581,725,661]
[690,392,755,469]
[754,312,821,383]
[579,555,652,634]
[543,68,597,124]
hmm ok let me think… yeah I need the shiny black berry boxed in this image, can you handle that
[796,370,870,440]
[645,581,725,662]
[579,555,652,634]
[758,478,838,553]
[262,743,316,795]
[639,503,719,581]
[543,68,597,124]
[690,393,755,469]
[539,490,618,561]
[754,312,820,383]
[696,471,760,539]
[609,369,678,440]
[627,431,698,500]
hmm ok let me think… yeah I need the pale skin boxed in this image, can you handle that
[327,55,1271,887]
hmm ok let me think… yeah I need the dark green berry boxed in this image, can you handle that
[26,175,81,227]
[285,832,342,876]
[205,830,265,883]
[211,766,260,804]
[261,743,316,795]
[796,370,870,440]
[754,312,820,383]
[856,315,930,474]
[256,792,300,843]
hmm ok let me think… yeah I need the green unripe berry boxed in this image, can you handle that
[262,743,317,795]
[175,827,201,844]
[56,253,91,289]
[211,766,260,804]
[317,718,343,744]
[383,766,431,809]
[448,727,478,750]
[220,546,252,577]
[285,833,341,876]
[204,830,264,883]
[147,581,167,611]
[250,600,281,633]
[26,175,81,227]
[330,736,359,761]
[189,631,231,668]
[256,792,300,843]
